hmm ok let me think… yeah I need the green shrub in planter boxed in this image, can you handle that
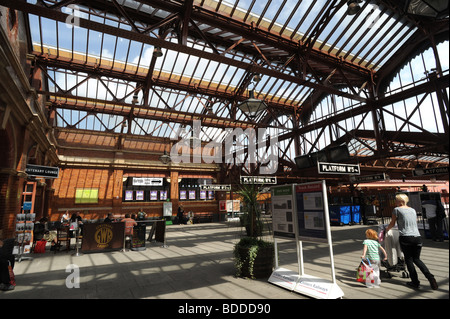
[233,237,274,279]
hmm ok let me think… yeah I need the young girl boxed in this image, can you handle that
[361,229,388,288]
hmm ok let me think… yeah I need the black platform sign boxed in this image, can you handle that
[318,162,360,175]
[199,184,231,191]
[25,164,59,178]
[412,166,449,177]
[240,176,277,184]
[351,173,386,183]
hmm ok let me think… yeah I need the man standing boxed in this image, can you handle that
[137,208,147,221]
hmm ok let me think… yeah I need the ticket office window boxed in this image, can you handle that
[122,177,170,202]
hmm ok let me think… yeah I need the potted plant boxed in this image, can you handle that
[233,183,274,279]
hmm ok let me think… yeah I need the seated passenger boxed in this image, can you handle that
[122,214,137,236]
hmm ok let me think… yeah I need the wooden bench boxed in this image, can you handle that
[193,214,213,224]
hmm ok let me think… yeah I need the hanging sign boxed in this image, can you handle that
[132,177,163,186]
[240,176,277,184]
[350,173,386,183]
[412,166,449,177]
[199,184,231,191]
[25,164,59,178]
[318,162,360,175]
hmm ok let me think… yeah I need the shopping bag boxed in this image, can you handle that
[8,261,16,286]
[70,222,78,231]
[356,259,374,283]
[34,240,46,253]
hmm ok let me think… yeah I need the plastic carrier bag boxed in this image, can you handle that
[356,259,374,284]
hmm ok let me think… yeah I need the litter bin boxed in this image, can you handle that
[351,205,361,224]
[329,205,351,225]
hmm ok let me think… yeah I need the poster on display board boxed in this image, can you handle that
[271,184,296,239]
[163,202,172,217]
[136,190,144,201]
[124,190,133,201]
[219,200,227,211]
[295,182,327,243]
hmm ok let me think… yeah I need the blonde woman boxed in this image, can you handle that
[386,193,438,290]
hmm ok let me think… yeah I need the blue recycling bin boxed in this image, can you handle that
[329,205,351,225]
[351,205,361,224]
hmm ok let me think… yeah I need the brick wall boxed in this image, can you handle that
[0,172,25,238]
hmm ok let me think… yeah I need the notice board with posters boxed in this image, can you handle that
[271,184,296,240]
[81,222,125,253]
[269,181,344,299]
[295,182,327,243]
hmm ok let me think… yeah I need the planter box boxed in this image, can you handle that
[236,245,274,279]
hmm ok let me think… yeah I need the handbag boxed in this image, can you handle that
[356,259,374,284]
[8,261,16,286]
[34,239,46,253]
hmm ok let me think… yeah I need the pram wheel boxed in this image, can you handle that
[402,271,409,278]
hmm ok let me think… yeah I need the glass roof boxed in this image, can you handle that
[27,0,417,135]
[18,0,448,170]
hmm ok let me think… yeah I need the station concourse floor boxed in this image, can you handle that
[2,221,448,305]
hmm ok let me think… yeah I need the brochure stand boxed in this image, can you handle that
[15,182,37,262]
[268,181,344,299]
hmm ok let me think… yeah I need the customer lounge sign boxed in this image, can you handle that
[81,222,125,253]
[25,164,59,178]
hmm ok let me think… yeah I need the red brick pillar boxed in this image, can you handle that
[170,171,179,217]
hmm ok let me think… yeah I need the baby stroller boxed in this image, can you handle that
[378,224,409,279]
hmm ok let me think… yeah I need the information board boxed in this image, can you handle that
[295,182,327,243]
[163,202,172,217]
[271,185,296,239]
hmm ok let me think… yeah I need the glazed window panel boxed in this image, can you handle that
[75,188,99,204]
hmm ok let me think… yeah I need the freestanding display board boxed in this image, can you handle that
[269,181,344,299]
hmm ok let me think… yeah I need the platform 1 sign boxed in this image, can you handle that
[318,162,360,175]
